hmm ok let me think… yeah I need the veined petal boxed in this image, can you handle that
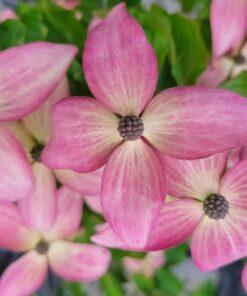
[47,187,83,240]
[0,125,34,201]
[55,166,103,196]
[18,163,57,234]
[0,42,77,121]
[92,198,203,251]
[42,97,121,172]
[227,147,242,169]
[142,87,247,159]
[0,251,48,296]
[191,206,247,271]
[160,153,227,200]
[146,199,203,251]
[196,58,233,88]
[83,194,102,214]
[0,201,40,252]
[91,224,130,249]
[83,3,157,116]
[211,0,247,58]
[101,139,166,249]
[4,121,35,162]
[48,240,111,281]
[23,77,70,144]
[219,160,247,209]
[242,264,247,292]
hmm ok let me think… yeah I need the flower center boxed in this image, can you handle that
[203,193,229,220]
[117,115,144,141]
[234,54,246,64]
[30,144,45,162]
[36,240,49,255]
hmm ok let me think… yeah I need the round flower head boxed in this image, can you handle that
[43,3,247,249]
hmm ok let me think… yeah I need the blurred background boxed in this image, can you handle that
[0,0,246,295]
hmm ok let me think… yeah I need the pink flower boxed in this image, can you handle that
[123,251,165,277]
[0,42,77,201]
[43,3,247,249]
[7,77,103,198]
[93,153,247,271]
[197,0,247,87]
[242,263,247,292]
[0,163,111,296]
[0,8,17,23]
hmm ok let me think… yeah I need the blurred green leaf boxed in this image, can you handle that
[169,14,209,85]
[62,281,85,296]
[101,272,124,296]
[17,4,48,41]
[179,0,211,19]
[0,20,26,50]
[156,267,183,296]
[166,243,189,266]
[134,273,155,294]
[40,0,86,52]
[190,280,216,296]
[221,72,247,97]
[131,5,173,74]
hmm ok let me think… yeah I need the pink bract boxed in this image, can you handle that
[0,125,34,202]
[43,3,247,248]
[0,163,111,296]
[0,42,77,121]
[197,0,247,87]
[211,0,247,58]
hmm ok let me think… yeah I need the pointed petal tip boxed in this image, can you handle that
[0,42,78,121]
[83,2,157,116]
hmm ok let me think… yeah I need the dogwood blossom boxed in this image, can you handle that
[0,163,110,296]
[43,3,247,248]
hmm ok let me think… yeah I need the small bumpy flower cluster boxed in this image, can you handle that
[117,115,144,141]
[203,194,229,220]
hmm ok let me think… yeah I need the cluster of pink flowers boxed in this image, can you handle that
[0,0,247,294]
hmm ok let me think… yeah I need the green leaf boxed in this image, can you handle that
[0,20,26,50]
[179,0,211,20]
[62,281,85,296]
[134,273,155,293]
[165,243,189,266]
[169,14,209,85]
[190,280,216,296]
[40,0,86,52]
[131,5,173,73]
[156,267,183,296]
[221,72,247,97]
[17,4,48,41]
[101,272,124,296]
